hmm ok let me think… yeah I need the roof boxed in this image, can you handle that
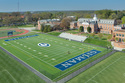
[78,14,115,25]
[98,19,115,24]
[70,21,77,23]
[39,19,60,23]
[115,30,125,33]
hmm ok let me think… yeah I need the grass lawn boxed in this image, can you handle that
[0,49,46,83]
[47,31,62,36]
[67,52,125,83]
[64,30,112,47]
[84,38,112,48]
[17,24,34,28]
[0,33,110,81]
[65,30,79,34]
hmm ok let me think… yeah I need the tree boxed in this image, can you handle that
[115,37,119,42]
[79,26,84,32]
[109,13,117,19]
[47,25,51,32]
[32,14,40,22]
[91,33,95,38]
[87,26,91,33]
[40,24,44,32]
[60,17,72,30]
[40,12,53,19]
[75,16,78,21]
[95,9,113,19]
[11,12,21,17]
[43,26,47,33]
[98,33,103,39]
[2,17,11,26]
[122,16,125,24]
[117,11,124,19]
[84,14,91,18]
[107,35,112,40]
[53,25,61,30]
[24,11,32,23]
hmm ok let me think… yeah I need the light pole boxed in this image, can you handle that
[18,0,19,12]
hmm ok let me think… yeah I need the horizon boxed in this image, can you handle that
[0,0,125,12]
[0,9,124,13]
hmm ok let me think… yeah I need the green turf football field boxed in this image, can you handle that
[67,52,125,83]
[0,33,110,80]
[0,48,45,83]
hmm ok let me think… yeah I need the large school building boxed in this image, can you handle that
[70,14,125,49]
[37,19,61,30]
[70,14,119,34]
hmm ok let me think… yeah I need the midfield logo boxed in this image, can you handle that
[38,43,51,47]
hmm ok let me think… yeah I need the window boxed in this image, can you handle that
[116,34,118,36]
[119,34,121,36]
[122,34,124,37]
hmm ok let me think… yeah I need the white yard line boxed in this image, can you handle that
[0,69,18,83]
[85,56,123,83]
[17,39,79,61]
[6,42,54,67]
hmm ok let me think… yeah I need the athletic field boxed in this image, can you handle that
[67,52,125,83]
[0,33,110,80]
[0,49,45,83]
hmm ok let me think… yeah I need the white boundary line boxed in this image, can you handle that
[17,37,97,63]
[85,56,123,83]
[0,69,18,83]
[6,42,54,67]
[0,46,52,82]
[12,37,91,64]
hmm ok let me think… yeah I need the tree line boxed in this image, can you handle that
[0,9,125,27]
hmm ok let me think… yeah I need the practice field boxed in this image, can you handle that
[0,28,29,39]
[0,49,45,83]
[67,52,125,83]
[0,33,110,80]
[0,28,23,37]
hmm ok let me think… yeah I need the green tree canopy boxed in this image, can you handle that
[122,16,125,24]
[40,24,44,32]
[98,33,103,39]
[90,33,95,38]
[87,26,91,33]
[60,17,72,30]
[79,26,84,32]
[109,13,117,19]
[107,35,112,40]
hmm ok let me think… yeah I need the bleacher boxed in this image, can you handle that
[59,32,87,42]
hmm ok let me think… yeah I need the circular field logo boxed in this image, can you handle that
[38,43,51,47]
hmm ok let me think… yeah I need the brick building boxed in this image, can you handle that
[112,30,125,48]
[70,14,117,34]
[37,19,61,30]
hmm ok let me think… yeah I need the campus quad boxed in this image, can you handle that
[0,33,110,80]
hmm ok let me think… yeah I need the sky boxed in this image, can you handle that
[0,0,125,12]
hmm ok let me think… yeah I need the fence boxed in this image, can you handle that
[55,50,116,83]
[0,46,116,83]
[0,46,53,83]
